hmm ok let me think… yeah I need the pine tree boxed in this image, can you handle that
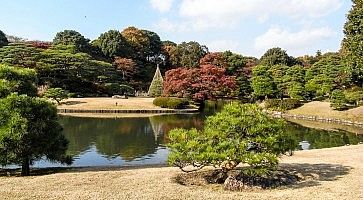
[343,0,363,86]
[148,64,163,97]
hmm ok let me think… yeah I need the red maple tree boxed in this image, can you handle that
[163,64,237,101]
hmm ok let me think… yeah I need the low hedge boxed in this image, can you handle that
[265,99,302,111]
[153,97,189,109]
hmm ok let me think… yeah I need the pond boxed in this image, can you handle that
[32,111,363,168]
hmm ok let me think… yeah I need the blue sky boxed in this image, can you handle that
[0,0,352,57]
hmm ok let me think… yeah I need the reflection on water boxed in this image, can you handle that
[30,101,363,168]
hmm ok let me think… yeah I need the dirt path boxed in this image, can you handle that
[1,145,362,200]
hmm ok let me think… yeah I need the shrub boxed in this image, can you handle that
[265,99,301,111]
[168,103,294,177]
[153,97,189,109]
[43,88,68,104]
[153,97,169,108]
[167,98,189,109]
[330,89,348,110]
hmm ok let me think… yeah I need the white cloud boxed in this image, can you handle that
[150,0,174,12]
[208,40,240,53]
[254,26,336,55]
[174,0,343,31]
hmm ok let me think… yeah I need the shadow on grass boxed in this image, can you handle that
[61,101,87,106]
[280,163,351,189]
[174,163,351,190]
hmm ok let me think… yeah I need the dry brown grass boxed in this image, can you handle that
[58,97,160,110]
[1,145,362,200]
[288,101,363,122]
[287,118,363,135]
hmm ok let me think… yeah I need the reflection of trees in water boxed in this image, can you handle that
[285,122,363,149]
[60,115,363,164]
[148,114,204,143]
[60,117,160,161]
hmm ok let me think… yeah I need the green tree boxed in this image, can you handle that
[148,65,163,97]
[222,51,246,75]
[43,88,68,104]
[330,89,348,110]
[343,0,363,86]
[269,65,288,98]
[0,64,37,97]
[92,30,131,58]
[305,54,350,99]
[260,47,291,66]
[0,43,42,68]
[0,94,72,176]
[121,27,150,60]
[284,65,306,99]
[174,41,208,68]
[37,45,118,94]
[53,30,90,53]
[251,65,277,99]
[142,29,162,61]
[0,30,9,48]
[168,103,292,176]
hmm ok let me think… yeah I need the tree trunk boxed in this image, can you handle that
[198,101,205,111]
[21,158,30,176]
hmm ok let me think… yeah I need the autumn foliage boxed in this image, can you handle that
[163,64,237,101]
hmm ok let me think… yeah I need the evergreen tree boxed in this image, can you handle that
[343,0,363,86]
[0,30,9,48]
[148,64,163,97]
[0,94,72,176]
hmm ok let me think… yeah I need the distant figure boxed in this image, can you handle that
[115,102,118,106]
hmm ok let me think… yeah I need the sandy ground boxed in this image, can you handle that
[288,101,363,122]
[58,97,161,110]
[1,145,362,200]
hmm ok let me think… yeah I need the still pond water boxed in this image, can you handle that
[33,109,363,168]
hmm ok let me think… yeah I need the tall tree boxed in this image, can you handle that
[223,51,246,75]
[142,30,162,61]
[260,47,294,66]
[163,64,236,102]
[161,41,178,70]
[121,27,150,60]
[251,65,277,99]
[0,30,9,48]
[305,54,350,99]
[343,0,363,86]
[92,30,131,58]
[113,57,137,80]
[0,94,72,176]
[53,30,90,52]
[174,41,208,68]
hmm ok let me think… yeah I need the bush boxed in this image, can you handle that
[330,89,348,110]
[167,98,189,109]
[153,97,189,109]
[265,99,301,111]
[153,97,169,108]
[168,103,294,177]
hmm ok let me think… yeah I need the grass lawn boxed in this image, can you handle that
[288,101,363,122]
[0,145,362,200]
[58,97,160,110]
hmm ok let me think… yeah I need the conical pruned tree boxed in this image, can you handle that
[148,64,163,97]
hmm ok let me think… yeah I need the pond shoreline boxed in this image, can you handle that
[270,111,363,128]
[57,108,199,114]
